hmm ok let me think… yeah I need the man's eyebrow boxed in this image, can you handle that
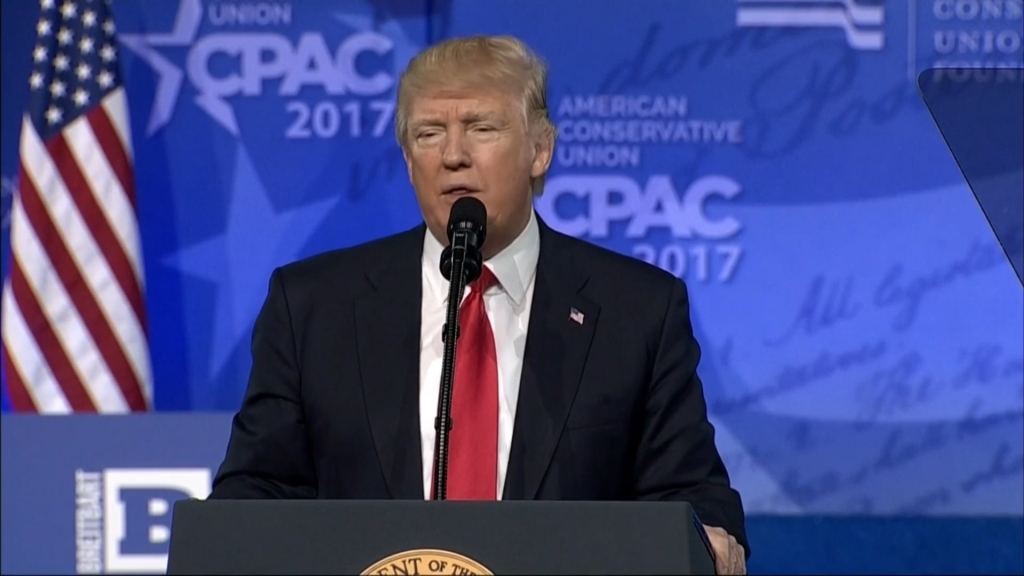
[461,111,502,123]
[410,110,505,128]
[409,118,445,129]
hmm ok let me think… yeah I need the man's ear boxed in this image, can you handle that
[400,143,413,179]
[530,129,554,179]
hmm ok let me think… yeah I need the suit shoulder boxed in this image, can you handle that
[556,231,683,292]
[275,225,422,286]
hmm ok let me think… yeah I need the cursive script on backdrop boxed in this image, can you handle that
[779,345,1024,511]
[598,24,798,93]
[743,40,929,158]
[765,274,860,347]
[874,240,1008,331]
[598,24,933,160]
[762,239,1008,353]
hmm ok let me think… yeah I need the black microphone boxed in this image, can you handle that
[432,197,486,501]
[439,197,486,283]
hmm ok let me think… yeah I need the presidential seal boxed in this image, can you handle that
[361,549,493,575]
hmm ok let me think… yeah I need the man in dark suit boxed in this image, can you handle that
[209,34,748,574]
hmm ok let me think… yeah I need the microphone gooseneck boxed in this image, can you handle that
[432,196,486,501]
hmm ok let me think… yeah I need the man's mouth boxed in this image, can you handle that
[443,186,479,196]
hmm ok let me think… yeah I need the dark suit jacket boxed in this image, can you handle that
[209,216,748,554]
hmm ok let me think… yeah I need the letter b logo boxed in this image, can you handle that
[103,468,211,574]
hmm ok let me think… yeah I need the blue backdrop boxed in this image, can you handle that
[1,0,1022,573]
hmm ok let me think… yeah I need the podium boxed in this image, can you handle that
[166,500,716,574]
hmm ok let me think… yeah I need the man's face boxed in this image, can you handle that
[402,85,552,258]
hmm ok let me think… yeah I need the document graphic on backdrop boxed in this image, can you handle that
[711,0,1023,516]
[474,0,1024,516]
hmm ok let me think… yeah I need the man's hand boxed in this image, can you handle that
[703,524,746,575]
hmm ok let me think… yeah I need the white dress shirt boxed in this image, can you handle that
[419,209,540,499]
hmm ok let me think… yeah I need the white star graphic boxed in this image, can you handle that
[59,1,77,19]
[49,79,66,98]
[73,88,90,107]
[76,62,92,80]
[57,27,73,46]
[53,53,69,71]
[37,18,51,36]
[33,45,48,63]
[41,0,55,9]
[103,18,115,34]
[29,71,44,89]
[100,44,116,62]
[45,105,63,125]
[117,0,202,136]
[82,10,97,27]
[79,37,94,54]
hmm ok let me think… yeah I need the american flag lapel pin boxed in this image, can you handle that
[569,307,584,325]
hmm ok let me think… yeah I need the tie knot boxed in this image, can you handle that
[472,265,499,294]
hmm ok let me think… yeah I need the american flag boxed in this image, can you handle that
[569,307,584,325]
[1,0,152,413]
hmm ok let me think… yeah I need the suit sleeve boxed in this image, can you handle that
[207,267,317,499]
[633,278,749,557]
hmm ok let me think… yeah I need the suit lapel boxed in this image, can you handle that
[505,221,599,500]
[354,225,426,500]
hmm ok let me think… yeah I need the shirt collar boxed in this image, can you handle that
[422,209,540,307]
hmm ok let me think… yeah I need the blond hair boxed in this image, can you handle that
[394,35,556,195]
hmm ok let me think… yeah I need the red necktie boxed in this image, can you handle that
[445,266,500,500]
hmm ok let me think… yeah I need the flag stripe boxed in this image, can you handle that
[20,118,150,404]
[1,342,47,413]
[53,120,145,320]
[101,89,133,162]
[18,151,147,411]
[66,111,144,284]
[90,98,137,212]
[10,196,128,412]
[8,258,96,412]
[2,282,74,414]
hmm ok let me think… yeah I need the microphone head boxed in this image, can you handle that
[440,197,487,282]
[446,196,487,246]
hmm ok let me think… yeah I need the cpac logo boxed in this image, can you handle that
[536,174,742,240]
[76,468,211,574]
[187,32,393,134]
[119,0,408,136]
[736,0,885,51]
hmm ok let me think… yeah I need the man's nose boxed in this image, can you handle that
[441,131,470,169]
